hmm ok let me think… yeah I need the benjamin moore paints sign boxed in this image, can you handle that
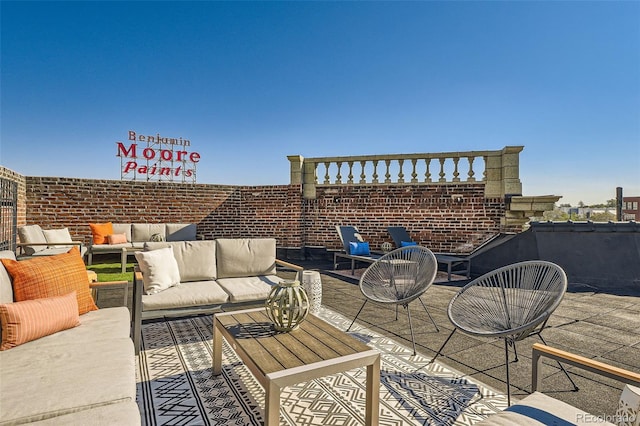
[116,130,200,183]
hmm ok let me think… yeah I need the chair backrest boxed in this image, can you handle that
[387,226,414,248]
[448,260,567,340]
[359,246,438,304]
[18,225,47,255]
[335,225,365,253]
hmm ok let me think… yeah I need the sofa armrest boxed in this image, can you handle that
[89,280,128,289]
[532,343,640,392]
[89,280,129,309]
[17,241,83,247]
[275,258,304,281]
[16,241,84,256]
[16,241,83,252]
[132,268,144,354]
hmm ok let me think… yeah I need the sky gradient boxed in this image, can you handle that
[1,1,639,206]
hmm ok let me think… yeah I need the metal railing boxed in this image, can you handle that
[0,178,18,251]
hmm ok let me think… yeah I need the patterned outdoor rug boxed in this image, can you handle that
[136,307,507,425]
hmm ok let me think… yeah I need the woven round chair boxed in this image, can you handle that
[347,245,439,355]
[427,260,577,405]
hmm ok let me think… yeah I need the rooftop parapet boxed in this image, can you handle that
[530,220,640,232]
[288,146,524,200]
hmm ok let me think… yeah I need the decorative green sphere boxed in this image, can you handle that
[265,280,310,332]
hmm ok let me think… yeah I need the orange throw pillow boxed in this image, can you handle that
[0,247,98,315]
[0,291,80,350]
[89,222,113,245]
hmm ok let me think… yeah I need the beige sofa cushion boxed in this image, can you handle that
[112,223,132,242]
[0,306,129,353]
[0,337,135,424]
[216,275,282,303]
[475,391,615,425]
[166,223,197,241]
[42,228,72,248]
[0,250,15,304]
[37,307,131,345]
[145,241,217,282]
[216,238,277,279]
[132,224,166,242]
[18,225,47,255]
[141,280,229,310]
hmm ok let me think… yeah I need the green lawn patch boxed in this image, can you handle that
[87,261,135,282]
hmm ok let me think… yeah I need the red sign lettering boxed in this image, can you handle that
[116,130,200,182]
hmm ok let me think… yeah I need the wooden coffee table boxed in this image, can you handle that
[213,308,380,425]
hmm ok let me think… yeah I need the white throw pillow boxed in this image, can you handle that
[42,228,72,248]
[134,247,181,295]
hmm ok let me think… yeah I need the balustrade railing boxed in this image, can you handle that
[289,146,523,199]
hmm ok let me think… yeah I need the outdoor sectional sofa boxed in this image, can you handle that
[132,238,303,354]
[0,250,139,425]
[477,343,640,425]
[16,224,88,260]
[88,222,198,273]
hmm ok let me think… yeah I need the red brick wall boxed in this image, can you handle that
[622,196,640,221]
[23,176,302,247]
[302,184,513,253]
[11,172,515,254]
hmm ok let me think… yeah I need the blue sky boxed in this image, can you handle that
[1,1,639,206]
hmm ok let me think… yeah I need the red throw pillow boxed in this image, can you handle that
[0,292,80,350]
[89,222,114,245]
[0,247,98,315]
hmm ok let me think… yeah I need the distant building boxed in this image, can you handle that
[558,206,613,219]
[622,196,640,221]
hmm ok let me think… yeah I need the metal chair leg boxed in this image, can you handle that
[347,300,368,332]
[418,297,439,332]
[416,328,457,371]
[405,304,418,356]
[538,334,579,391]
[504,338,512,406]
[507,339,519,362]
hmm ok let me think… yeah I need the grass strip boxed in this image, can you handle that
[87,261,135,282]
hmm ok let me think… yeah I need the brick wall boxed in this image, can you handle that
[303,184,515,253]
[23,176,303,247]
[5,168,517,255]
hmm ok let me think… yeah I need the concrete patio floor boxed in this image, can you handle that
[98,257,640,422]
[313,258,640,418]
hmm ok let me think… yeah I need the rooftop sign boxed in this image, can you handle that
[116,130,200,183]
